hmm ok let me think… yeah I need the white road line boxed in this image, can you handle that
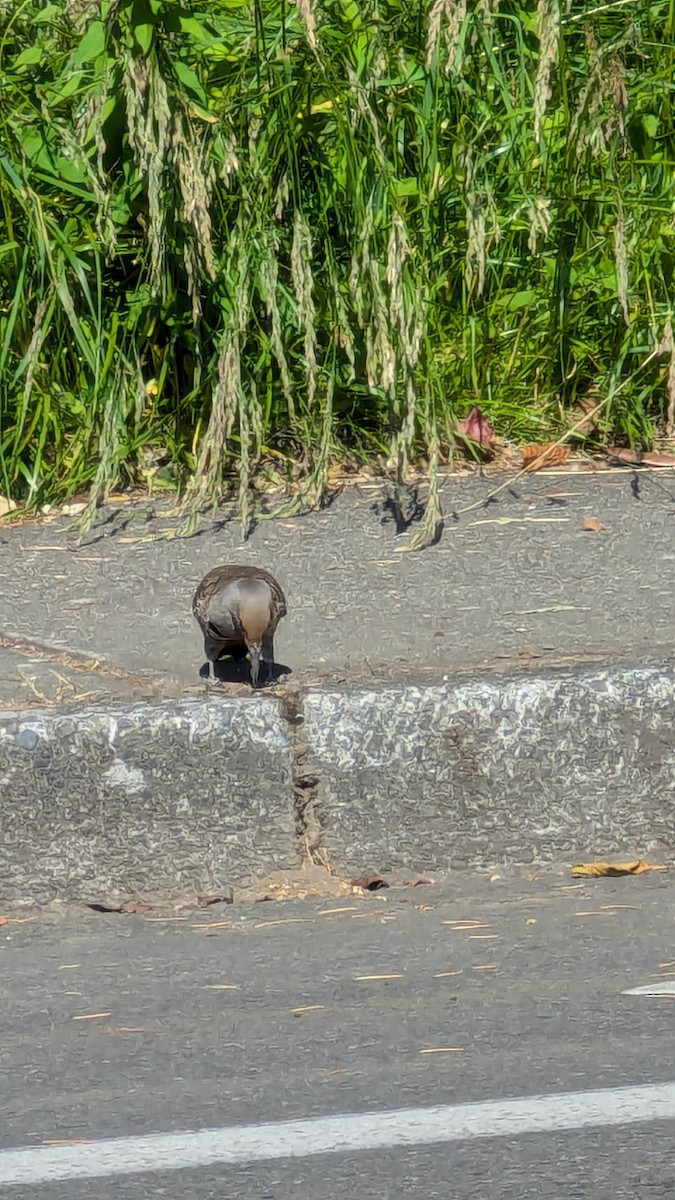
[2,1083,675,1187]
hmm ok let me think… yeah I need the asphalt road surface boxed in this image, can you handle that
[2,870,675,1198]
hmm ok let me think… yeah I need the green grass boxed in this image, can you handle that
[1,0,674,544]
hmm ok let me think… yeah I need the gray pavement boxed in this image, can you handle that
[1,869,675,1196]
[1,467,674,701]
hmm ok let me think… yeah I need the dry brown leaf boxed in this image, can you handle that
[403,877,433,887]
[87,900,154,914]
[583,516,606,533]
[350,873,390,891]
[572,859,667,878]
[521,443,570,471]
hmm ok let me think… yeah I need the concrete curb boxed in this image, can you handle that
[304,664,675,873]
[1,664,673,902]
[0,698,295,904]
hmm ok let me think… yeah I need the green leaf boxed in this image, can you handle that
[47,70,86,104]
[172,59,207,103]
[134,23,154,54]
[496,290,536,311]
[13,45,44,69]
[178,15,219,44]
[34,171,93,199]
[391,177,418,198]
[72,21,106,65]
[33,5,60,23]
[642,114,659,139]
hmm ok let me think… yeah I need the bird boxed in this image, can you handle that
[192,565,287,688]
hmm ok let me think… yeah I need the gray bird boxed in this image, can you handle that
[192,565,287,688]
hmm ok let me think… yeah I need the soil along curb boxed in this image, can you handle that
[303,665,675,872]
[0,698,295,904]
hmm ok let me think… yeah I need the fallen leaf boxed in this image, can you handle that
[453,406,494,448]
[403,877,433,887]
[521,443,570,471]
[583,516,606,533]
[350,873,389,891]
[571,859,667,878]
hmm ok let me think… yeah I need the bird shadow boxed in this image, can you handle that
[198,657,292,687]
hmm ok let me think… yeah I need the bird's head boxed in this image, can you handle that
[239,594,272,688]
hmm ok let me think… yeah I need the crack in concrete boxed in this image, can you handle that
[278,689,329,871]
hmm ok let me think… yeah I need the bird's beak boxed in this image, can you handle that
[248,644,263,688]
